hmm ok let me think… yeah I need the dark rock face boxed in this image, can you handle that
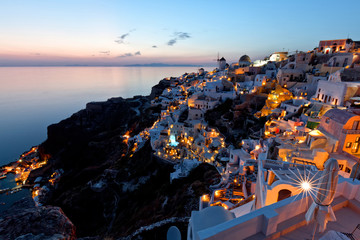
[0,198,76,240]
[150,79,171,99]
[27,92,219,239]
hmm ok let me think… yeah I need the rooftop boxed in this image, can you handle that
[322,108,356,125]
[193,177,360,240]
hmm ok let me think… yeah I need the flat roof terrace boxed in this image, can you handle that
[195,177,360,240]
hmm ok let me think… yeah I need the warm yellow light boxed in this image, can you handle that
[301,181,311,191]
[255,145,261,150]
[202,194,210,202]
[215,190,221,197]
[309,130,321,137]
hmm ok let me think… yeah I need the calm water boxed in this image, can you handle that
[0,66,205,211]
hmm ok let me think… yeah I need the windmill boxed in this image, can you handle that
[212,52,220,68]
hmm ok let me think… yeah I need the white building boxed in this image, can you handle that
[218,57,227,71]
[316,77,360,106]
[253,74,267,87]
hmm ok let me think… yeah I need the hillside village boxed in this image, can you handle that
[125,38,360,239]
[3,38,360,239]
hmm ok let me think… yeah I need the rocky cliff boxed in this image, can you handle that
[150,79,171,99]
[23,83,218,239]
[0,197,76,240]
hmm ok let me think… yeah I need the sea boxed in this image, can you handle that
[0,66,207,212]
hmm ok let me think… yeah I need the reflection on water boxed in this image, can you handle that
[0,173,30,212]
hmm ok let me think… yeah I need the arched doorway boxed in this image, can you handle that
[277,189,292,202]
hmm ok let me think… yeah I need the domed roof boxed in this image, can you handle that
[239,55,251,63]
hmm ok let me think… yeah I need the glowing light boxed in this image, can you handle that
[309,129,322,137]
[215,190,221,197]
[169,135,179,147]
[301,181,311,191]
[202,194,210,202]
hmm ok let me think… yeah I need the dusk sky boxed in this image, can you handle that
[1,0,360,66]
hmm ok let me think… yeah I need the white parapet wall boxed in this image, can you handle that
[195,177,360,240]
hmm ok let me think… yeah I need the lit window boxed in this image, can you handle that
[352,142,359,153]
[346,142,352,148]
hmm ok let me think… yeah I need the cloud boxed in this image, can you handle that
[167,39,177,46]
[117,51,141,58]
[118,53,133,57]
[152,45,157,48]
[99,51,110,55]
[167,32,191,46]
[120,33,129,39]
[176,32,191,40]
[115,29,136,44]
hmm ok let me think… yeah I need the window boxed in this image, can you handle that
[345,167,351,173]
[318,88,321,92]
[325,118,330,124]
[346,142,352,148]
[352,142,359,153]
[339,164,344,170]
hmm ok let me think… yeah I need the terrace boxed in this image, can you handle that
[192,177,360,240]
